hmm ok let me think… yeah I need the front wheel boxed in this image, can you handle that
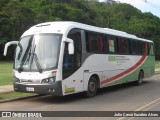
[85,76,98,97]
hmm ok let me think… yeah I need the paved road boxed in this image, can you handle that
[1,74,160,120]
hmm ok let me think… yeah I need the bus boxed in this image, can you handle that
[4,21,155,97]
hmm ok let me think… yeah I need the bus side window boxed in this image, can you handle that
[130,40,142,55]
[98,36,103,53]
[141,42,146,55]
[63,29,82,79]
[149,43,154,55]
[86,31,104,53]
[117,38,129,54]
[63,43,70,69]
[130,40,137,55]
[105,35,116,54]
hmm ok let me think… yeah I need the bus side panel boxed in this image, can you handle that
[141,55,155,78]
[61,68,84,96]
[79,54,140,88]
[100,55,155,88]
[100,55,146,87]
[61,54,154,95]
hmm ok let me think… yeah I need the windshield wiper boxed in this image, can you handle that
[17,36,42,73]
[30,45,43,73]
[17,43,23,60]
[18,37,33,73]
[33,53,43,73]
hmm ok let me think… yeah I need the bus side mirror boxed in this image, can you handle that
[4,41,18,56]
[68,42,74,55]
[65,38,74,55]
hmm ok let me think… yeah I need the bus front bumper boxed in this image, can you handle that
[13,81,62,96]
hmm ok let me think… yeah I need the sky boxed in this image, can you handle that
[99,0,160,18]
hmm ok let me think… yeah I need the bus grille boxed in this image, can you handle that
[20,79,40,84]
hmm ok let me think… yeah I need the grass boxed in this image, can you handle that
[0,61,13,86]
[0,91,36,102]
[0,61,36,102]
[155,61,160,69]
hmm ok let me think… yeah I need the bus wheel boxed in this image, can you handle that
[135,71,144,85]
[85,76,98,97]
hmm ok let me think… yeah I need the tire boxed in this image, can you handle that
[135,71,144,85]
[85,76,98,97]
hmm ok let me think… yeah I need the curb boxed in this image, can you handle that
[0,94,41,103]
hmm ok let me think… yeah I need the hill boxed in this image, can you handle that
[0,0,160,59]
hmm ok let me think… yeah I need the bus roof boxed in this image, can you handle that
[22,21,153,43]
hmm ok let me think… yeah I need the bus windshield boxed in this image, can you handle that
[14,33,62,72]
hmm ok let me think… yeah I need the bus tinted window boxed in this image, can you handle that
[149,43,154,55]
[141,42,146,55]
[63,29,82,79]
[130,40,144,55]
[104,35,116,54]
[130,40,137,55]
[130,40,150,55]
[86,31,104,53]
[68,29,82,52]
[117,38,129,54]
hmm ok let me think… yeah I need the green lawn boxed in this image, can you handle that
[0,62,36,102]
[155,61,160,69]
[0,61,13,86]
[0,91,35,101]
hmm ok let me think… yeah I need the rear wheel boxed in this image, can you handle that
[135,71,144,85]
[85,76,98,97]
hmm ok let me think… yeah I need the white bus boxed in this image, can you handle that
[4,21,155,97]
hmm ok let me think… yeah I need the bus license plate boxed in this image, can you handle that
[26,87,34,92]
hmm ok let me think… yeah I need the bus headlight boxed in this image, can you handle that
[41,77,55,84]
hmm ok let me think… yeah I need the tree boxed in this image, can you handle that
[0,0,160,60]
[0,0,35,60]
